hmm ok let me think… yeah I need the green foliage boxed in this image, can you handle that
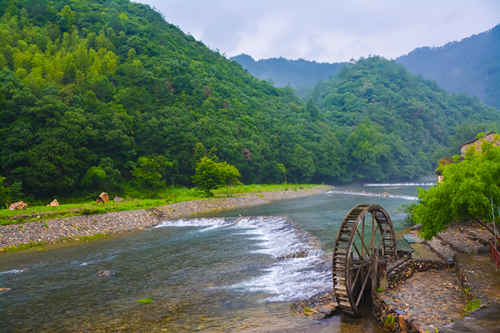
[312,57,500,181]
[276,163,287,184]
[412,141,500,239]
[137,298,153,304]
[132,156,173,191]
[193,157,241,195]
[0,176,23,208]
[0,1,498,204]
[464,298,481,314]
[384,314,396,329]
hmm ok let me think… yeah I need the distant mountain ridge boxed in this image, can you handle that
[396,24,500,109]
[231,54,345,96]
[234,24,500,108]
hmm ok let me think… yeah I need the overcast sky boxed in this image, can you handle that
[134,0,500,63]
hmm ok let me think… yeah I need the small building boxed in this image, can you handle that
[460,132,500,156]
[436,132,499,184]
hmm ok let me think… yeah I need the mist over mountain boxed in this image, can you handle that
[396,24,500,109]
[235,24,500,109]
[231,54,345,97]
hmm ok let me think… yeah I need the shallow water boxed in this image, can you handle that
[0,183,430,332]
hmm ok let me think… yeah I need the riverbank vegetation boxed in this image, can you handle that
[0,184,318,226]
[411,138,500,239]
[0,0,498,205]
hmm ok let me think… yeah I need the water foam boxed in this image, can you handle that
[0,269,24,276]
[155,215,330,302]
[78,255,116,267]
[327,190,418,201]
[229,216,330,302]
[364,182,435,187]
[154,217,233,232]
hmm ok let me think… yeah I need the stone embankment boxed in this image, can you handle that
[293,221,500,333]
[0,186,330,250]
[373,221,499,333]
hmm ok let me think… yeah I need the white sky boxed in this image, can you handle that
[134,0,500,62]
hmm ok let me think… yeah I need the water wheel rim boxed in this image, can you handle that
[332,204,397,315]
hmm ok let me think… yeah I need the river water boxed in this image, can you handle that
[0,183,431,332]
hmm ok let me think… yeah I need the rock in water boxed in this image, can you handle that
[97,270,112,278]
[0,288,11,294]
[96,192,110,204]
[8,201,28,210]
[47,199,59,207]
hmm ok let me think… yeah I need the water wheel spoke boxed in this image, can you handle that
[355,228,371,260]
[355,265,372,307]
[351,242,362,259]
[350,266,362,291]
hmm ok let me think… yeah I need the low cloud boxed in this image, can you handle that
[135,0,500,62]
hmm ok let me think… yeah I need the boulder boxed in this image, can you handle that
[113,196,124,202]
[0,288,11,294]
[96,192,110,204]
[8,201,28,210]
[47,199,59,207]
[97,270,112,278]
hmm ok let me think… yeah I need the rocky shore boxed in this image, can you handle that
[291,221,500,333]
[0,186,331,250]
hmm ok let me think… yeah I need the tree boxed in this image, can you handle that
[412,141,500,239]
[276,163,287,184]
[0,177,23,208]
[132,155,173,191]
[193,157,241,196]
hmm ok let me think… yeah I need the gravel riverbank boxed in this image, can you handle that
[0,186,331,250]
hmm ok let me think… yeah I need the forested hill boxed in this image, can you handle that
[311,57,500,181]
[231,54,345,97]
[0,0,329,198]
[396,24,500,108]
[0,0,498,201]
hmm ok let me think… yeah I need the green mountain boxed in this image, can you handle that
[0,0,351,198]
[0,0,498,201]
[396,24,500,108]
[231,54,345,97]
[311,57,499,181]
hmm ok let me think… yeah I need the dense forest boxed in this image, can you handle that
[0,0,498,201]
[397,24,500,109]
[311,57,499,181]
[0,0,348,200]
[231,54,345,97]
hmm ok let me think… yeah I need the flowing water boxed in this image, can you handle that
[0,183,431,332]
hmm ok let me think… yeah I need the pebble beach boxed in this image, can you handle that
[0,186,331,250]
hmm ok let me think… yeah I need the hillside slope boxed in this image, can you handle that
[311,57,499,181]
[397,24,500,108]
[0,0,340,198]
[0,0,497,200]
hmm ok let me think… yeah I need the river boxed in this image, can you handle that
[0,183,431,332]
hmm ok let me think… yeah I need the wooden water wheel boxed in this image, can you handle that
[332,204,397,315]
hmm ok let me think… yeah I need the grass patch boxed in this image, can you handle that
[0,241,47,253]
[212,184,318,196]
[303,307,315,315]
[0,185,324,226]
[464,298,481,314]
[137,298,154,304]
